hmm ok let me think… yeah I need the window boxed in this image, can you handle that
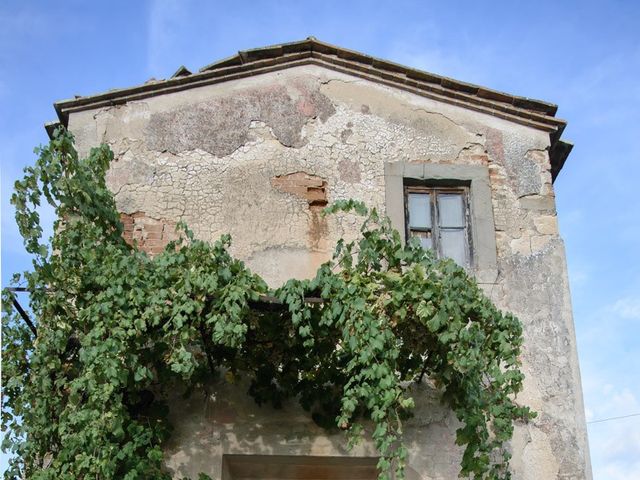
[405,185,472,267]
[384,162,498,283]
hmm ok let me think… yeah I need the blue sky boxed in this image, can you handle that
[1,1,639,478]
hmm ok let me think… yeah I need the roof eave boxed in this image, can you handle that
[550,139,573,182]
[47,37,571,179]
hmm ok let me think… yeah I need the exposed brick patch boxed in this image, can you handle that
[488,164,508,188]
[485,127,505,164]
[270,172,328,206]
[468,154,490,164]
[120,212,177,256]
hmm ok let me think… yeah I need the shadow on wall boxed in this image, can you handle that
[161,374,459,479]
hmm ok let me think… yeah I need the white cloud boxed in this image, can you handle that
[612,297,640,320]
[601,427,640,461]
[591,423,640,480]
[586,386,640,480]
[556,46,640,130]
[386,34,499,90]
[597,460,640,480]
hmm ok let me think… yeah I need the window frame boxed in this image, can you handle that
[384,162,498,283]
[404,184,473,267]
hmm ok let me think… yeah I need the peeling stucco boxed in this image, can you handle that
[146,80,335,156]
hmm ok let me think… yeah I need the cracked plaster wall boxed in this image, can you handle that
[66,64,591,479]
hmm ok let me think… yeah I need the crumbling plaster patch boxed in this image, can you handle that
[145,80,335,157]
[490,127,549,198]
[320,78,481,163]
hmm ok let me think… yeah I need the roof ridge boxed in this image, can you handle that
[196,38,557,116]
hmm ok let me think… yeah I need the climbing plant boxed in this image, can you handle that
[2,129,533,480]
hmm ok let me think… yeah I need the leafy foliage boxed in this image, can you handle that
[2,129,533,479]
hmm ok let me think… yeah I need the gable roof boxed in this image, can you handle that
[47,37,572,180]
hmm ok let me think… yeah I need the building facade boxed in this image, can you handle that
[49,38,591,479]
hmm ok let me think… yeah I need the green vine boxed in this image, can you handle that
[2,129,533,480]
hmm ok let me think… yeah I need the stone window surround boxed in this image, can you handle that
[384,162,498,284]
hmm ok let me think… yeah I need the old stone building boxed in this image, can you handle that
[47,38,591,479]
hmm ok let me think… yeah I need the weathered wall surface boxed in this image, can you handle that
[67,65,591,479]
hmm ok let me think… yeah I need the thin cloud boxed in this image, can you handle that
[586,386,640,479]
[0,5,47,60]
[567,261,591,290]
[147,0,190,77]
[613,297,640,320]
[386,32,500,89]
[556,47,640,130]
